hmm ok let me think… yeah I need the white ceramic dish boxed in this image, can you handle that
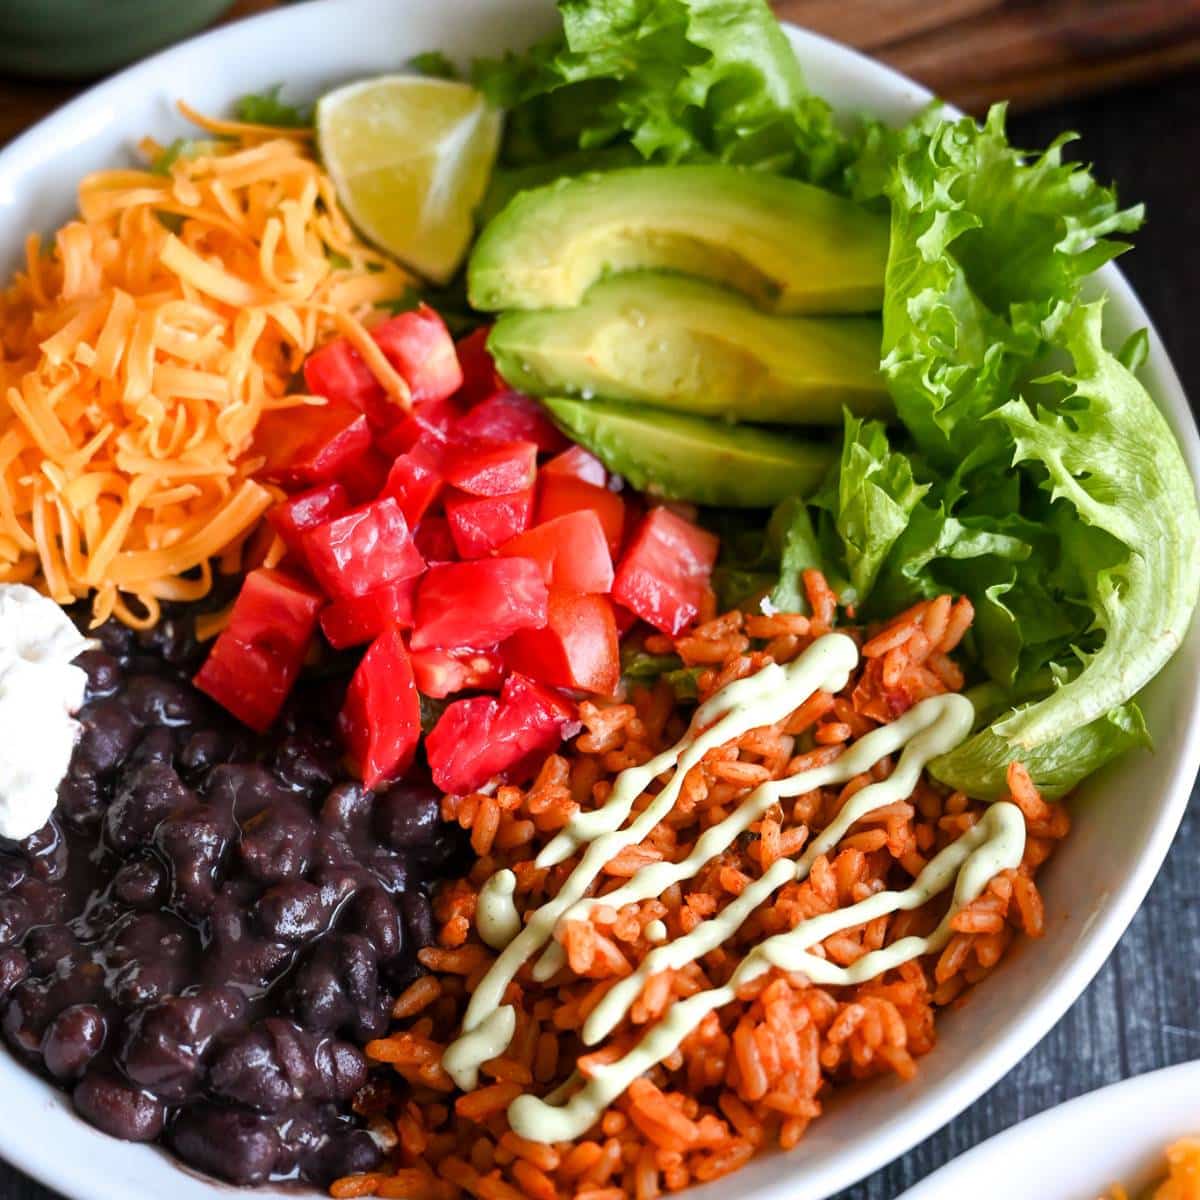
[0,3,1197,1199]
[899,1060,1200,1199]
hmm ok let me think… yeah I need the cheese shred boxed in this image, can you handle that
[0,108,415,624]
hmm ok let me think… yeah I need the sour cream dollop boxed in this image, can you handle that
[0,585,95,841]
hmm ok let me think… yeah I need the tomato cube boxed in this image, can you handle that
[254,397,372,490]
[425,671,576,793]
[412,558,548,651]
[541,445,607,486]
[338,629,422,790]
[303,336,391,427]
[268,483,350,560]
[503,592,620,695]
[442,438,537,497]
[411,646,504,698]
[445,487,534,558]
[319,578,417,649]
[383,435,446,527]
[612,508,719,636]
[455,392,567,453]
[374,394,466,459]
[454,326,500,407]
[536,474,625,556]
[193,568,323,732]
[341,446,392,504]
[303,496,425,600]
[413,515,457,562]
[496,511,613,594]
[373,305,463,406]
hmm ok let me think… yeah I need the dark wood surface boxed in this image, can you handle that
[0,53,1198,1200]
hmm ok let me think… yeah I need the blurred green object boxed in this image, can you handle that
[0,0,237,79]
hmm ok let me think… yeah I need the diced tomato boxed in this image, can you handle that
[193,568,323,732]
[496,511,613,594]
[341,446,392,504]
[613,603,640,636]
[383,435,446,527]
[338,629,421,789]
[536,474,625,557]
[442,438,537,497]
[445,487,533,559]
[425,671,576,793]
[453,326,500,407]
[541,445,607,486]
[268,483,349,560]
[303,496,425,600]
[413,515,457,562]
[372,305,463,406]
[612,508,719,636]
[455,392,567,453]
[303,336,391,427]
[374,394,466,459]
[411,646,505,698]
[254,397,371,490]
[411,558,548,651]
[319,578,417,649]
[503,592,619,695]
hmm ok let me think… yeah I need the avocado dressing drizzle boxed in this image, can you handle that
[441,633,1025,1143]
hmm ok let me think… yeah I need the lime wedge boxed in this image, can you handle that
[317,75,502,285]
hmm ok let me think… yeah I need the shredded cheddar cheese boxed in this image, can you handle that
[0,106,414,625]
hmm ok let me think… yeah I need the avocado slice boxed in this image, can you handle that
[489,273,888,426]
[542,396,835,508]
[468,165,889,315]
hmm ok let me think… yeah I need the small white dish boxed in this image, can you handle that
[899,1060,1200,1199]
[0,2,1197,1199]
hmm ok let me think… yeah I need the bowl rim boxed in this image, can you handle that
[0,3,1197,1200]
[896,1059,1200,1199]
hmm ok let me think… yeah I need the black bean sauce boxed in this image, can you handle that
[0,604,464,1187]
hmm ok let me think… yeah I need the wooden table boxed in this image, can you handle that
[1,9,1198,1199]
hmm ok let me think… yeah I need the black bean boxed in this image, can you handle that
[73,1072,165,1142]
[23,924,79,975]
[0,855,27,894]
[306,1129,384,1186]
[135,616,198,669]
[155,807,230,919]
[104,762,193,853]
[3,964,104,1060]
[0,947,28,1000]
[118,994,225,1101]
[127,727,178,769]
[92,620,136,662]
[56,773,104,832]
[178,729,234,776]
[110,961,187,1011]
[204,763,292,824]
[374,779,442,849]
[42,1003,106,1079]
[111,859,168,910]
[320,782,374,845]
[208,1029,294,1112]
[239,801,315,884]
[20,817,68,883]
[273,732,338,795]
[75,649,121,698]
[256,880,332,944]
[123,676,206,728]
[401,888,437,952]
[169,1105,280,1185]
[0,897,30,948]
[352,886,404,962]
[76,698,141,775]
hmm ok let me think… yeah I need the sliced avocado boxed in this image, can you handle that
[468,165,888,315]
[489,273,888,426]
[542,396,835,508]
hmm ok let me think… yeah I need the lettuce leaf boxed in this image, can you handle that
[930,302,1200,791]
[233,85,312,128]
[471,0,850,184]
[814,413,929,604]
[859,105,1142,474]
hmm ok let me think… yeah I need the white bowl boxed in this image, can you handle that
[898,1060,1200,1199]
[0,3,1197,1199]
